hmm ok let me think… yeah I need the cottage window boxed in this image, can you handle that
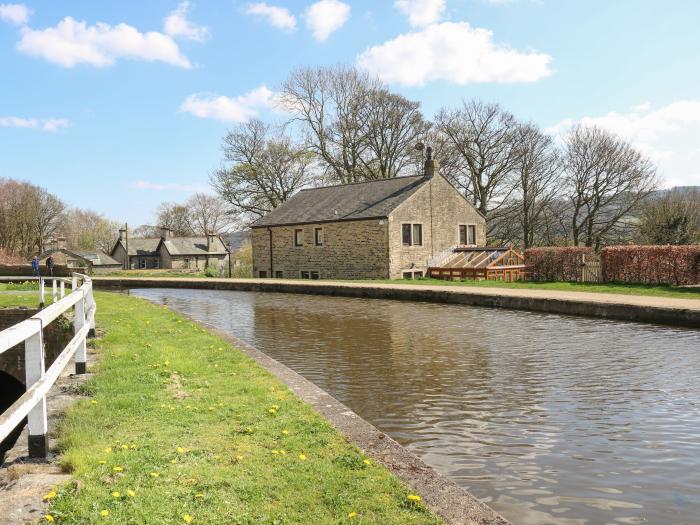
[412,224,423,246]
[139,258,146,269]
[259,270,268,278]
[301,270,310,279]
[402,271,413,280]
[184,258,190,268]
[310,271,320,280]
[402,223,423,246]
[275,271,284,278]
[402,224,411,245]
[294,229,303,247]
[459,225,477,245]
[314,227,324,246]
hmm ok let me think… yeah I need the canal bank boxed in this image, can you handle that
[23,291,506,525]
[93,277,700,328]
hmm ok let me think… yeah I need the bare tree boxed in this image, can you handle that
[211,119,314,221]
[434,100,521,235]
[156,202,193,236]
[512,123,562,249]
[564,125,657,249]
[186,193,237,235]
[63,209,120,252]
[281,65,427,183]
[636,188,700,245]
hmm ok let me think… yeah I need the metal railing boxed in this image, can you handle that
[0,274,96,458]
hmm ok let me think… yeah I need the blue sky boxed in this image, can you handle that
[1,0,699,226]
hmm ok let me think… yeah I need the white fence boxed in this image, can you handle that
[0,274,96,458]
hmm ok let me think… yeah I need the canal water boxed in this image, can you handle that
[132,288,700,525]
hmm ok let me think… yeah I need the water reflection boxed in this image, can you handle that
[132,288,700,525]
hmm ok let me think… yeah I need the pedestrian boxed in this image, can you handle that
[46,255,54,276]
[31,256,40,277]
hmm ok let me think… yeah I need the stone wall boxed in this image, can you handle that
[0,264,71,277]
[0,308,72,385]
[388,175,486,279]
[165,253,229,272]
[252,219,390,280]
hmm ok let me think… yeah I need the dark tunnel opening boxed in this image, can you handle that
[0,371,26,463]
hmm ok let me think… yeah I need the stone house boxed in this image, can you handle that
[38,238,122,273]
[251,157,486,280]
[110,228,230,273]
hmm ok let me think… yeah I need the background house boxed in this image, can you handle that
[111,228,230,274]
[38,238,122,273]
[252,158,486,280]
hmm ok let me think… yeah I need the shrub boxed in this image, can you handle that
[601,245,700,286]
[525,247,595,282]
[203,265,219,278]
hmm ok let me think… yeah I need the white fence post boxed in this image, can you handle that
[52,279,58,303]
[87,286,96,337]
[39,278,45,308]
[60,280,65,298]
[25,322,48,458]
[74,292,87,374]
[71,274,77,291]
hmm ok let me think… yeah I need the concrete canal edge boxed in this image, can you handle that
[185,316,511,525]
[92,277,700,328]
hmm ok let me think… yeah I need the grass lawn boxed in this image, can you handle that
[358,278,700,300]
[45,291,441,525]
[0,291,53,308]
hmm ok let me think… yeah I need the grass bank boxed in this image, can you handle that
[358,278,700,300]
[44,291,442,525]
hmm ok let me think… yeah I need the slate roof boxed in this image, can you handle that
[160,236,228,256]
[252,175,428,228]
[77,250,121,266]
[114,238,160,256]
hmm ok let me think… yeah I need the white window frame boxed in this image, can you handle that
[293,228,304,247]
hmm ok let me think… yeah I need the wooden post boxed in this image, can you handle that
[74,292,87,374]
[39,278,45,308]
[87,286,96,337]
[71,274,77,291]
[25,322,48,458]
[52,279,57,303]
[60,280,65,298]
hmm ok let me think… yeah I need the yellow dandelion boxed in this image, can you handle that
[282,430,289,435]
[271,450,280,455]
[407,494,422,502]
[268,408,277,414]
[246,427,253,433]
[121,444,129,450]
[186,478,196,483]
[183,514,193,523]
[235,455,244,461]
[130,443,137,449]
[195,493,205,499]
[127,490,136,497]
[91,400,98,405]
[43,491,57,501]
[98,460,107,465]
[150,472,160,478]
[44,515,55,523]
[100,510,109,517]
[363,459,371,465]
[298,454,307,461]
[104,447,112,453]
[280,450,287,455]
[112,491,121,498]
[271,404,280,410]
[348,511,358,518]
[170,459,178,464]
[177,447,185,454]
[113,466,123,472]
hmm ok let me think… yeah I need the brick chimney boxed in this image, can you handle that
[118,228,126,242]
[424,146,439,178]
[56,237,67,250]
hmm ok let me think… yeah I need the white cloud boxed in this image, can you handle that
[180,85,276,123]
[245,2,296,30]
[394,0,445,27]
[305,0,350,42]
[357,22,551,86]
[164,1,209,42]
[547,100,700,188]
[0,3,31,25]
[129,180,209,192]
[0,116,69,132]
[16,16,192,68]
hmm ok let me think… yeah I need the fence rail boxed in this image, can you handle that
[0,274,96,458]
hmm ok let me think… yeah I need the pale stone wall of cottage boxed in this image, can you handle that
[111,243,127,268]
[388,175,485,279]
[161,252,228,272]
[252,219,390,280]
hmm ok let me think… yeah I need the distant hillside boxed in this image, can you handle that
[654,186,700,197]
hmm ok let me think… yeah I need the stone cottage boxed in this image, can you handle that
[110,228,230,273]
[251,157,486,280]
[38,238,122,273]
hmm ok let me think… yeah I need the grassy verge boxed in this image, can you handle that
[0,291,52,308]
[356,278,700,300]
[45,291,441,525]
